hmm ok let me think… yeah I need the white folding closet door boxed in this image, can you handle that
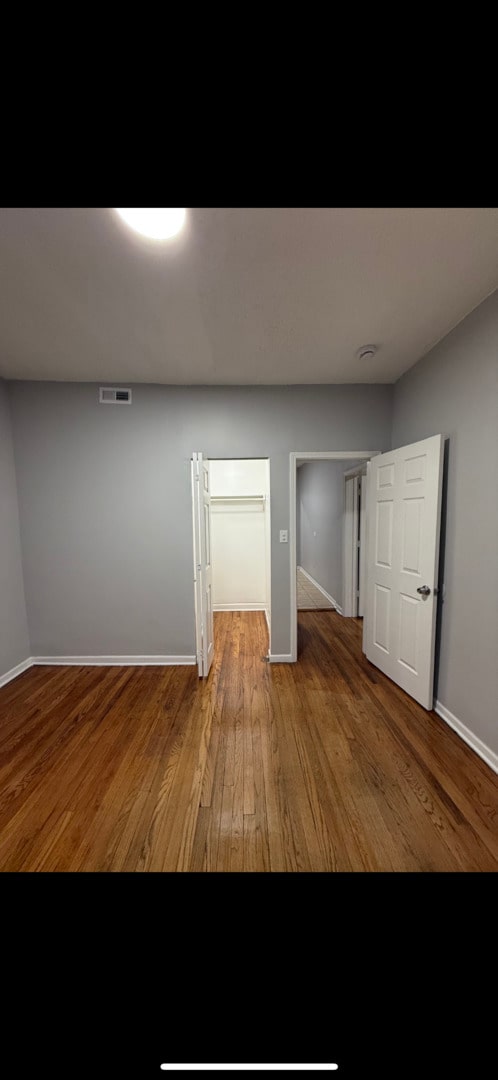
[192,452,214,677]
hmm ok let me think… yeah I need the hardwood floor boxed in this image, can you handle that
[0,610,497,871]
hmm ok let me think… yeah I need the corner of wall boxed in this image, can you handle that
[0,380,31,677]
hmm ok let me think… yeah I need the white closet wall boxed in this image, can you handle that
[209,460,270,613]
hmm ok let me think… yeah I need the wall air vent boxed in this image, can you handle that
[99,387,132,405]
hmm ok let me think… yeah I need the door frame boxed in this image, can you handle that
[192,454,272,669]
[191,458,203,676]
[342,462,368,617]
[343,474,360,617]
[290,451,380,662]
[191,451,214,677]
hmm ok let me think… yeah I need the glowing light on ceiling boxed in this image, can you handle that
[114,208,186,240]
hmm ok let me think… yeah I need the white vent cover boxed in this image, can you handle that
[99,387,132,404]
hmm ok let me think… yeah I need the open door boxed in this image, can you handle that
[364,434,444,709]
[192,452,214,678]
[358,471,367,617]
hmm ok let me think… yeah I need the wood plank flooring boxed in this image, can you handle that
[0,610,496,871]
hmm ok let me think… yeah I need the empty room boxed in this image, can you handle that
[0,206,497,872]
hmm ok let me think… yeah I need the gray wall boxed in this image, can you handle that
[297,461,348,605]
[9,383,392,657]
[392,290,498,755]
[0,381,29,676]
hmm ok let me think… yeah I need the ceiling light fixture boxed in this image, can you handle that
[114,208,186,240]
[356,344,378,361]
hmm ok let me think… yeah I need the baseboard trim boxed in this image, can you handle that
[265,609,271,633]
[213,604,266,612]
[0,657,33,689]
[298,565,341,612]
[269,653,293,663]
[32,655,196,667]
[434,700,498,776]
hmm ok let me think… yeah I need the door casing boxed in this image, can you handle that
[290,451,379,662]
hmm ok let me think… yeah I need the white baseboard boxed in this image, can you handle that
[0,657,33,689]
[213,604,265,612]
[265,609,271,633]
[434,700,498,776]
[298,565,342,613]
[32,655,196,667]
[269,653,293,663]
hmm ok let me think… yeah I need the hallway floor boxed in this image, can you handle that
[297,566,334,609]
[0,610,497,871]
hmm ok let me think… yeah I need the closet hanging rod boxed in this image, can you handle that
[211,494,266,501]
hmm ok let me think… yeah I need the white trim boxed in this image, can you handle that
[297,565,341,612]
[265,608,271,632]
[0,657,33,688]
[191,454,203,677]
[290,450,379,662]
[434,700,498,775]
[362,460,372,654]
[343,462,368,479]
[32,655,196,667]
[358,470,367,618]
[342,475,359,617]
[268,653,293,663]
[213,604,266,612]
[211,494,266,503]
[1,654,199,683]
[293,451,381,460]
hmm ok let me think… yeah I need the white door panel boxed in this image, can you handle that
[358,473,367,617]
[192,452,214,678]
[365,434,444,709]
[343,476,359,616]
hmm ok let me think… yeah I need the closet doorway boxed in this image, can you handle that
[210,459,271,622]
[192,455,271,677]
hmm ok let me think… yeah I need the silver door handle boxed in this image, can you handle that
[417,585,431,596]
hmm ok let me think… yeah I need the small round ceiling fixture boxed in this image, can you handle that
[114,208,186,240]
[356,344,378,361]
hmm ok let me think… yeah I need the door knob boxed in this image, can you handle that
[417,585,431,596]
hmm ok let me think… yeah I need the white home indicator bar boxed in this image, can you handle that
[160,1067,339,1072]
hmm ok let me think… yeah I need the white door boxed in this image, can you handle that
[358,471,367,617]
[343,476,359,617]
[364,434,444,709]
[191,452,214,677]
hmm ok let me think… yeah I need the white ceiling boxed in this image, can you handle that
[1,207,498,385]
